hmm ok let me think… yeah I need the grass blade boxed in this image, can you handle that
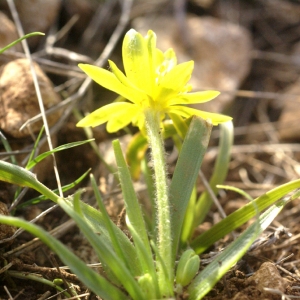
[58,198,146,300]
[194,121,233,226]
[90,174,137,275]
[8,271,73,298]
[17,169,91,208]
[26,139,94,170]
[169,113,189,139]
[0,215,127,300]
[126,217,160,298]
[113,140,152,260]
[0,160,59,201]
[188,198,288,300]
[0,32,44,54]
[170,116,213,260]
[26,126,45,170]
[191,178,300,254]
[0,134,17,165]
[180,187,197,243]
[0,161,138,271]
[72,199,141,275]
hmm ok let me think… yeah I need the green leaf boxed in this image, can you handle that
[194,120,233,227]
[217,185,254,202]
[90,174,135,274]
[140,158,156,234]
[12,124,43,201]
[126,217,160,299]
[0,32,44,54]
[58,198,146,300]
[180,187,197,244]
[150,240,174,297]
[73,200,141,275]
[0,161,138,274]
[169,113,189,139]
[26,139,94,170]
[0,160,59,202]
[113,140,152,269]
[26,126,45,170]
[0,134,17,165]
[0,215,127,300]
[170,116,213,260]
[188,198,288,300]
[191,178,300,254]
[17,169,91,209]
[8,271,73,298]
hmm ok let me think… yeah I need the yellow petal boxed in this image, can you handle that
[122,29,152,94]
[167,91,220,106]
[181,84,193,94]
[155,61,194,100]
[163,61,194,89]
[131,113,145,130]
[155,49,165,69]
[106,105,140,132]
[168,106,232,125]
[108,60,145,96]
[161,49,177,73]
[78,64,146,104]
[76,102,135,127]
[144,30,157,95]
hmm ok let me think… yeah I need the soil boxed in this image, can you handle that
[2,0,300,299]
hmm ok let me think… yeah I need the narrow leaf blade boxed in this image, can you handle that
[170,116,213,259]
[26,139,94,170]
[58,198,146,300]
[0,215,127,300]
[188,199,287,300]
[0,160,58,202]
[194,120,233,226]
[191,179,300,254]
[113,140,152,258]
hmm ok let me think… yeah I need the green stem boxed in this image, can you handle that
[8,271,73,298]
[0,32,44,54]
[144,109,173,295]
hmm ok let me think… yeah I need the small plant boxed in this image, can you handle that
[76,29,231,295]
[1,29,300,299]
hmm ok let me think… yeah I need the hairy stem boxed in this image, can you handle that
[144,109,173,295]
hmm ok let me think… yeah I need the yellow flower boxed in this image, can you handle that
[77,29,232,133]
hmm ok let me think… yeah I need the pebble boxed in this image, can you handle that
[0,58,61,138]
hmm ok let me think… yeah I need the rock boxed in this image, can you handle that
[132,15,252,113]
[0,11,21,52]
[63,0,99,34]
[277,42,300,141]
[13,0,62,47]
[246,262,286,298]
[277,79,300,141]
[189,0,215,9]
[131,0,170,19]
[261,0,300,25]
[0,58,61,138]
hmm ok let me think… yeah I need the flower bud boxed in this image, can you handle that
[138,273,156,299]
[176,249,200,288]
